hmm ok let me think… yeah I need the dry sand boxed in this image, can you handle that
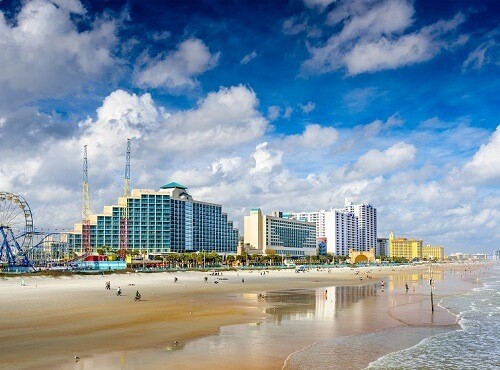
[0,263,486,369]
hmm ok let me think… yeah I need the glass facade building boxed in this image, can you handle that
[67,183,238,254]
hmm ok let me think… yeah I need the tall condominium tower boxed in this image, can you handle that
[291,209,358,256]
[344,199,377,252]
[290,200,377,256]
[324,210,359,256]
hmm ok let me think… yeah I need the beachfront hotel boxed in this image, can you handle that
[344,201,377,252]
[243,209,316,257]
[388,232,423,260]
[290,201,377,256]
[66,182,238,255]
[422,245,445,261]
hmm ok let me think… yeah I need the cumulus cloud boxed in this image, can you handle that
[299,101,316,114]
[158,85,268,152]
[212,157,243,176]
[284,124,338,148]
[134,38,220,90]
[461,125,500,184]
[0,0,118,109]
[302,0,467,75]
[349,141,416,177]
[251,142,283,174]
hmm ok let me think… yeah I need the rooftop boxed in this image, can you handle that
[160,182,187,190]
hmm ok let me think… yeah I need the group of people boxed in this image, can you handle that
[106,281,140,301]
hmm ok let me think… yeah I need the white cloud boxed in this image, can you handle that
[240,50,258,64]
[51,0,86,14]
[344,87,382,112]
[328,0,415,38]
[461,125,500,184]
[350,141,416,176]
[212,157,243,176]
[267,106,282,121]
[463,39,497,70]
[158,85,268,152]
[344,33,434,75]
[299,101,316,114]
[251,142,283,174]
[283,106,294,119]
[284,124,338,148]
[0,0,117,108]
[283,16,308,36]
[134,38,220,90]
[446,204,471,216]
[302,0,466,75]
[303,0,336,9]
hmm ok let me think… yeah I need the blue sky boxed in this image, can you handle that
[0,0,498,253]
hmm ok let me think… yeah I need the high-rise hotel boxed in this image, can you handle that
[290,200,377,256]
[67,182,239,255]
[244,209,316,257]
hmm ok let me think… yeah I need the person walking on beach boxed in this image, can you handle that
[405,283,409,292]
[174,277,178,283]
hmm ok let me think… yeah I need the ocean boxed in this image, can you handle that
[367,265,500,369]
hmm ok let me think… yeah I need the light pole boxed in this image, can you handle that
[429,259,434,313]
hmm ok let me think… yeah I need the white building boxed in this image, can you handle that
[292,211,327,239]
[290,201,377,257]
[344,199,377,252]
[325,210,358,256]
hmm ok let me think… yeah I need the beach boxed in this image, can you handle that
[0,263,489,369]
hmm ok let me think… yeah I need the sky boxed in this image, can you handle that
[0,0,498,254]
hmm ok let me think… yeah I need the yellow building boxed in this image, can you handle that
[422,245,444,261]
[389,232,423,260]
[244,208,265,252]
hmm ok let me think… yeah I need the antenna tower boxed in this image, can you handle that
[119,139,131,259]
[82,145,91,255]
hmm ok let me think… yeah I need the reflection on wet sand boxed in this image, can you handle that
[264,284,378,321]
[389,271,444,291]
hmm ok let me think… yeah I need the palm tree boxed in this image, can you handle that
[226,255,235,267]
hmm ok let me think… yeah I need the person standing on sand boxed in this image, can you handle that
[405,283,409,292]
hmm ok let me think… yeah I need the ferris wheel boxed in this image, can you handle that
[0,191,34,266]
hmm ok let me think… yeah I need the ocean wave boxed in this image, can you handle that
[367,267,500,369]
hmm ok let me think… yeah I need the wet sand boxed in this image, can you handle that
[0,264,486,369]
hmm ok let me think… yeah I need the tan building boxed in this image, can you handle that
[244,209,316,257]
[389,232,423,260]
[422,245,444,260]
